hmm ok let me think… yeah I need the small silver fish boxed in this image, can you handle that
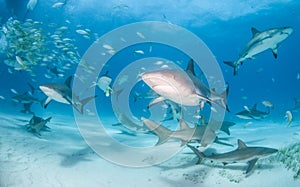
[285,110,293,127]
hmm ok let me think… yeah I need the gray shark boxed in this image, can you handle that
[187,139,278,174]
[12,92,41,104]
[236,104,269,120]
[141,117,231,147]
[141,59,229,111]
[26,115,51,136]
[39,76,96,114]
[224,26,293,75]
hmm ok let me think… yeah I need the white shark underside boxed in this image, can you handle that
[224,26,293,75]
[39,76,96,114]
[141,59,229,111]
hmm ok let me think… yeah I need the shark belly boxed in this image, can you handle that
[39,86,69,104]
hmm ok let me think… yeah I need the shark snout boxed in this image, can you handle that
[282,27,293,35]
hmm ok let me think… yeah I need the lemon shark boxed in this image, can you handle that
[224,26,293,75]
[141,59,229,111]
[141,117,232,147]
[187,139,278,174]
[39,76,96,114]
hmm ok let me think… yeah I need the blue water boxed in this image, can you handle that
[0,1,300,183]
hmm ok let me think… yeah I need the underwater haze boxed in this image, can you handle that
[0,0,300,187]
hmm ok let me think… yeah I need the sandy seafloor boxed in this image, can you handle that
[1,111,300,187]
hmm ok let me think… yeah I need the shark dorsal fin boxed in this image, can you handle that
[252,104,257,110]
[179,119,190,130]
[186,59,195,76]
[251,27,260,37]
[237,139,247,149]
[65,76,73,88]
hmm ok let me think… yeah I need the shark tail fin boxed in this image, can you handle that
[79,95,97,114]
[186,144,205,164]
[219,83,230,112]
[224,61,238,75]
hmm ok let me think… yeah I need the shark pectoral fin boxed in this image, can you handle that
[271,47,278,59]
[223,61,238,75]
[44,97,52,108]
[148,96,166,108]
[246,158,258,174]
[186,144,206,164]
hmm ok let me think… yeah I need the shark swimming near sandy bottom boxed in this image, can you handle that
[26,115,51,136]
[141,59,229,111]
[224,26,293,75]
[235,104,269,120]
[141,117,232,147]
[187,139,278,174]
[39,76,96,114]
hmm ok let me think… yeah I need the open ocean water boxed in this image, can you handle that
[0,1,300,187]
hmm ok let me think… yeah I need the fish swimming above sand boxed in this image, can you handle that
[187,139,278,174]
[285,110,293,127]
[236,104,269,120]
[224,26,293,75]
[39,76,96,114]
[141,59,229,111]
[26,115,51,136]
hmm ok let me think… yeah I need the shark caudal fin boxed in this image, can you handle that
[78,95,97,114]
[186,144,205,164]
[224,61,239,76]
[141,117,172,145]
[220,84,230,112]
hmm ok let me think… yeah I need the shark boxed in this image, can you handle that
[141,59,229,111]
[224,26,293,75]
[187,139,278,174]
[141,117,232,147]
[39,76,96,114]
[26,115,51,136]
[235,104,269,120]
[12,92,41,105]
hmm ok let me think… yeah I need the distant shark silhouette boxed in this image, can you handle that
[235,104,269,120]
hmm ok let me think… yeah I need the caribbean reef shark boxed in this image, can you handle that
[39,76,96,114]
[26,115,51,136]
[235,104,269,120]
[141,117,232,147]
[187,139,278,174]
[224,26,293,75]
[141,59,229,111]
